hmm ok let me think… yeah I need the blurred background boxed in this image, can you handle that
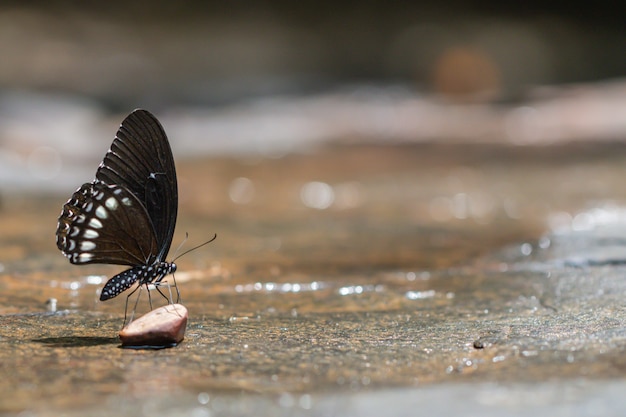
[0,1,625,194]
[1,2,624,101]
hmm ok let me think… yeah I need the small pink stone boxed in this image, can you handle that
[119,304,188,348]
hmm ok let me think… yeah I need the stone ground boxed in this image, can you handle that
[1,144,625,416]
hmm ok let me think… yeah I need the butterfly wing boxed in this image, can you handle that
[56,181,159,266]
[95,109,178,261]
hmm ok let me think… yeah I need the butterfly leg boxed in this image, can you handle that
[171,273,181,303]
[154,280,181,305]
[146,283,154,311]
[154,282,172,303]
[153,267,181,304]
[123,283,144,327]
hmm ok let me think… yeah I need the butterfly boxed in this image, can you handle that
[56,109,180,303]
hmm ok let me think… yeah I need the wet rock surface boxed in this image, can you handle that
[1,144,626,416]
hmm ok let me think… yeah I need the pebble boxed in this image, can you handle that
[119,304,188,348]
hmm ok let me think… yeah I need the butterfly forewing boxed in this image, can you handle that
[95,110,178,259]
[56,181,159,266]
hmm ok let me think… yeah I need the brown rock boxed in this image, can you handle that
[119,304,188,348]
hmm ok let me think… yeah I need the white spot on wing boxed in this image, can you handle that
[80,241,96,251]
[89,218,103,229]
[95,206,108,219]
[121,197,132,206]
[78,253,94,262]
[83,229,99,238]
[105,197,119,210]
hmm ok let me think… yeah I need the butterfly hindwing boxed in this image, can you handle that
[56,181,159,266]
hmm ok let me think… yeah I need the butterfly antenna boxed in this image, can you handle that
[172,233,217,262]
[171,232,190,260]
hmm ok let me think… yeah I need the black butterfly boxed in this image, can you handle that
[56,109,179,302]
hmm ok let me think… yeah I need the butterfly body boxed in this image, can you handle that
[56,109,178,302]
[99,261,177,301]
